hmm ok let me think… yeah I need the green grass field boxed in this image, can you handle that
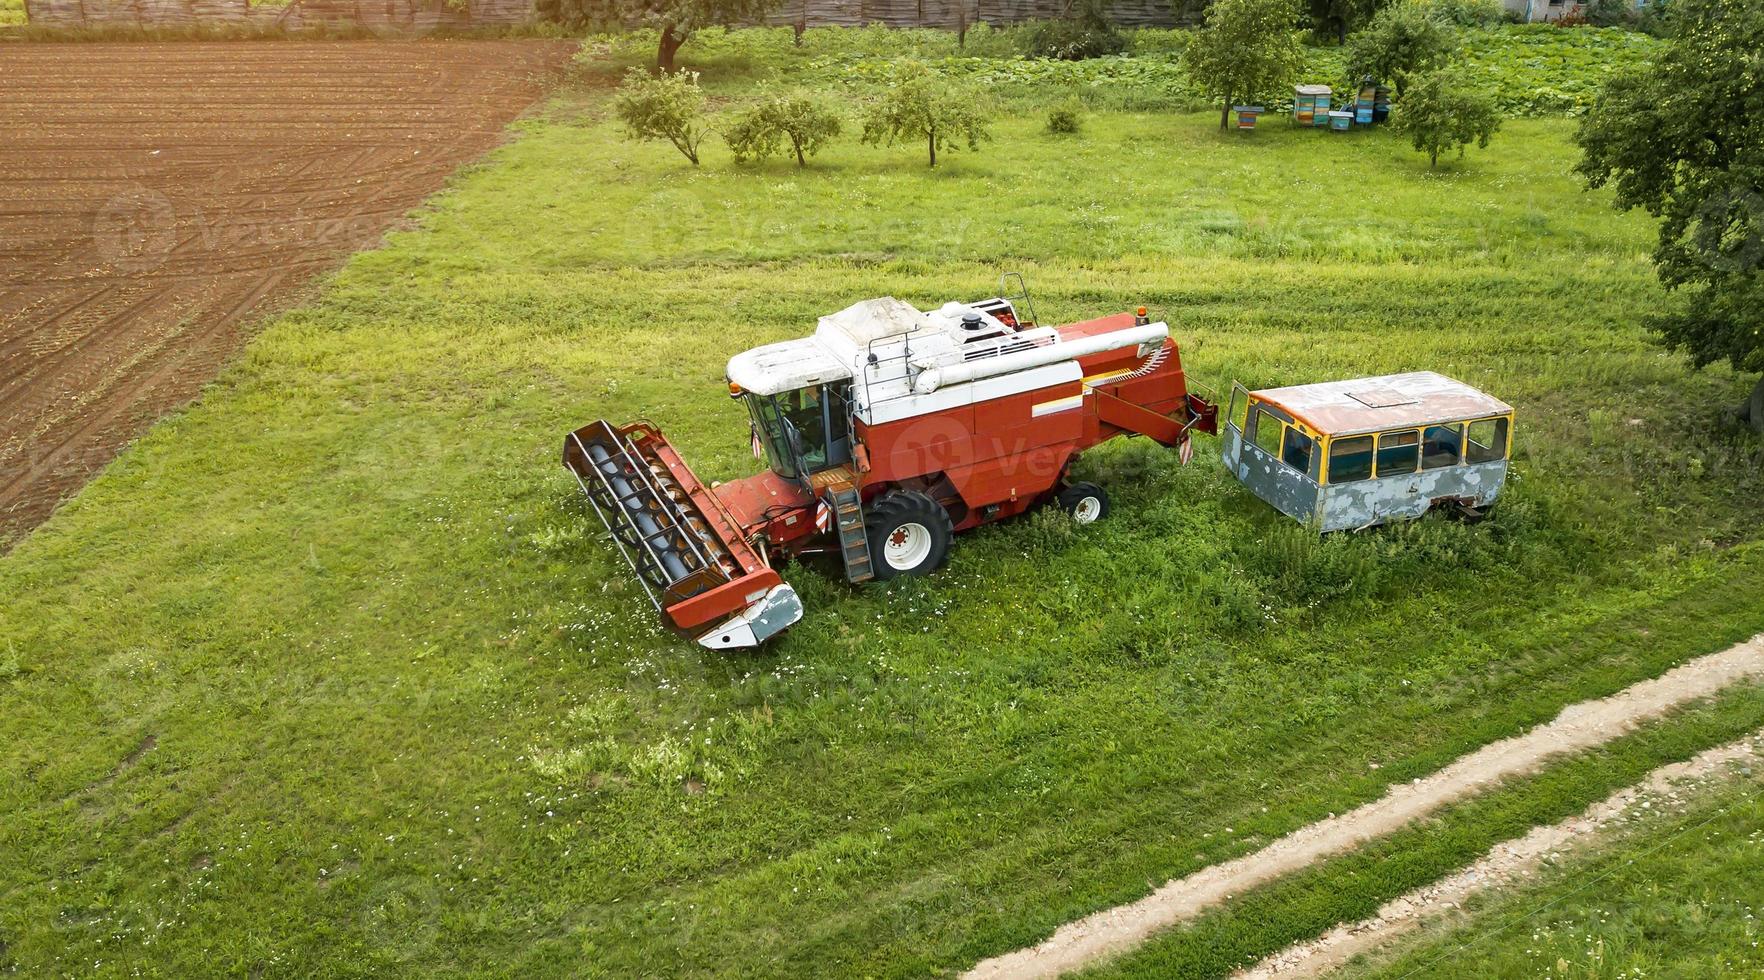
[3,28,1762,978]
[0,0,26,28]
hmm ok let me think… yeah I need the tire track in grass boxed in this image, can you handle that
[964,634,1764,980]
[1237,729,1763,979]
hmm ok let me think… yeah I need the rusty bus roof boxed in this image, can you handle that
[1252,372,1512,436]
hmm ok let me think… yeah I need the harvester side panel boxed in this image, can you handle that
[857,374,1083,514]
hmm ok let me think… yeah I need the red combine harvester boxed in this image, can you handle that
[563,287,1217,649]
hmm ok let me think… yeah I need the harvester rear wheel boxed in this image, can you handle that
[866,490,953,579]
[1058,482,1110,525]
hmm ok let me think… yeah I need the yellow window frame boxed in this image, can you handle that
[1463,413,1514,463]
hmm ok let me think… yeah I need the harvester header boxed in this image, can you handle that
[565,287,1217,649]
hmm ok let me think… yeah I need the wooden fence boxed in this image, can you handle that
[20,0,1186,31]
[20,0,533,30]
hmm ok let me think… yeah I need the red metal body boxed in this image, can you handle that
[565,300,1216,647]
[715,311,1215,553]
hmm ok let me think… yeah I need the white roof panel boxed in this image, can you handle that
[1254,372,1511,435]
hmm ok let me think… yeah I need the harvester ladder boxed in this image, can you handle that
[829,485,874,584]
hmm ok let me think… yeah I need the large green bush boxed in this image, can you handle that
[1014,0,1128,60]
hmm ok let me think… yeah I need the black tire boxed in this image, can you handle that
[865,490,954,580]
[1058,482,1110,525]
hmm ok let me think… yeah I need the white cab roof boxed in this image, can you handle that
[727,297,931,397]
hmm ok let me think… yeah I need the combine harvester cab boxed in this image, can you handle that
[565,288,1217,649]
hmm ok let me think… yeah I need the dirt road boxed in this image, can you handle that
[0,39,575,545]
[1238,731,1763,978]
[965,634,1764,979]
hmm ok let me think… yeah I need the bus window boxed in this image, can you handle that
[1422,423,1463,469]
[1252,408,1284,457]
[1283,426,1316,476]
[1465,417,1509,464]
[1228,386,1250,432]
[1328,434,1374,483]
[1377,429,1419,476]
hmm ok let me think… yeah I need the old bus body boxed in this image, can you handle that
[1221,372,1513,531]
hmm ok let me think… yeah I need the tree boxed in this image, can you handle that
[859,69,991,167]
[1309,0,1385,45]
[612,68,710,166]
[1575,0,1764,429]
[1392,69,1500,168]
[1182,0,1308,130]
[554,0,780,74]
[724,94,843,167]
[1342,0,1454,98]
[1016,0,1128,60]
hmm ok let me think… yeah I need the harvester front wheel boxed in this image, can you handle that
[866,490,953,579]
[1058,482,1110,525]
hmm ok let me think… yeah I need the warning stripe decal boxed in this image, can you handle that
[1031,394,1084,417]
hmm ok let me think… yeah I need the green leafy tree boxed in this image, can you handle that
[1422,0,1503,26]
[1343,0,1454,97]
[552,0,780,74]
[723,94,843,167]
[1309,0,1385,44]
[1392,69,1500,167]
[612,68,709,165]
[1181,0,1308,131]
[859,70,991,167]
[1575,0,1764,428]
[1017,0,1128,60]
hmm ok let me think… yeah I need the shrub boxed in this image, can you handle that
[611,68,710,166]
[859,68,992,167]
[1015,0,1128,60]
[1394,69,1502,167]
[1045,99,1084,133]
[1343,0,1456,97]
[723,94,842,166]
[1422,0,1504,27]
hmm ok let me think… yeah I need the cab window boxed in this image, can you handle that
[1465,417,1509,464]
[1228,386,1250,432]
[1328,434,1374,483]
[1376,429,1419,476]
[1422,423,1463,469]
[1283,427,1316,477]
[780,387,828,472]
[1251,408,1284,457]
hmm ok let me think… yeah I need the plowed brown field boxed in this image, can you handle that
[0,39,575,545]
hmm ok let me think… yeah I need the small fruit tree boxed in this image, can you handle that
[1393,70,1501,168]
[1181,0,1307,131]
[724,94,843,167]
[1343,1,1455,98]
[859,69,991,168]
[613,68,710,166]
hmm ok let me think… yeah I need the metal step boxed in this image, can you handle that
[827,484,874,584]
